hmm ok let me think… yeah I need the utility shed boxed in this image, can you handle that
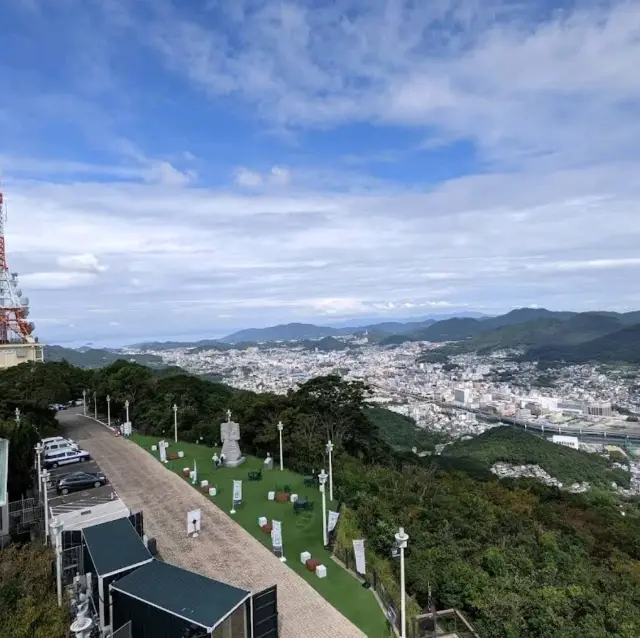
[82,517,153,630]
[110,559,252,638]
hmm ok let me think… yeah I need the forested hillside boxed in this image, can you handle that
[444,426,630,488]
[2,360,640,637]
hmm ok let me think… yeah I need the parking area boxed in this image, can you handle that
[44,452,119,516]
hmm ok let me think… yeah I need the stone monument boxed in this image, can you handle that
[220,409,246,467]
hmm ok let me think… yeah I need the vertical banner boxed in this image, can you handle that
[271,520,282,549]
[353,539,366,575]
[159,441,167,463]
[327,510,340,533]
[233,480,243,503]
[192,459,198,484]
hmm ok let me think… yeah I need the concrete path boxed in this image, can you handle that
[58,410,365,638]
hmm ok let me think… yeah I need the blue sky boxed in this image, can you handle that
[1,0,640,346]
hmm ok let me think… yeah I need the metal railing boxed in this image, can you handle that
[8,496,43,536]
[111,621,132,638]
[412,609,480,638]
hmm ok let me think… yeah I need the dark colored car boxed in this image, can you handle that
[56,471,108,495]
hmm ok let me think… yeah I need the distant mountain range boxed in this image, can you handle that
[43,345,165,368]
[51,307,640,367]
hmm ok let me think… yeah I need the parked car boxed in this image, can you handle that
[43,448,91,469]
[57,471,107,495]
[44,439,80,454]
[41,436,67,446]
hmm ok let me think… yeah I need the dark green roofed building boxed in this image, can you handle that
[110,559,255,638]
[81,516,153,630]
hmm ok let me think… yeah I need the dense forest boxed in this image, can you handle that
[2,360,640,637]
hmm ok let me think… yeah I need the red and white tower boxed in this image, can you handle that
[0,181,43,368]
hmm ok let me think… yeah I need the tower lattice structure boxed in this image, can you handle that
[0,182,36,345]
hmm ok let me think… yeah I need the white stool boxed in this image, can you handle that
[300,551,311,564]
[258,516,268,527]
[200,479,209,488]
[151,445,158,452]
[178,451,184,458]
[208,487,217,496]
[316,565,327,578]
[267,491,275,501]
[290,493,298,503]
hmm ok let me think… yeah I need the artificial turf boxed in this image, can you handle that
[131,434,391,637]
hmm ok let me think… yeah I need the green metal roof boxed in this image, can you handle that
[110,559,251,630]
[0,438,8,508]
[83,517,152,577]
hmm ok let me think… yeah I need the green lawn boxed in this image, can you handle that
[131,434,390,638]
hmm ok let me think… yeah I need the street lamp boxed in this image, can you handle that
[82,389,87,416]
[15,407,20,425]
[277,421,284,471]
[318,469,328,547]
[51,517,63,606]
[395,527,410,638]
[326,440,334,502]
[125,399,130,424]
[93,391,97,420]
[106,395,111,428]
[34,442,44,486]
[41,469,50,545]
[173,404,178,443]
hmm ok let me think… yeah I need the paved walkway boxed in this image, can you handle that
[58,411,365,638]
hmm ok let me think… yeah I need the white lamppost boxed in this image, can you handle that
[15,407,20,425]
[395,527,410,638]
[106,395,111,428]
[173,404,178,443]
[82,389,87,416]
[41,469,50,545]
[318,469,328,547]
[51,517,63,606]
[93,391,97,420]
[125,399,130,424]
[277,421,284,471]
[34,442,43,487]
[326,440,334,502]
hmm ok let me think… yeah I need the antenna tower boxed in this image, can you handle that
[0,181,43,368]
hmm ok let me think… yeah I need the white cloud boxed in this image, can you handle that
[234,166,292,189]
[3,158,640,342]
[143,0,640,166]
[19,271,98,290]
[57,253,108,272]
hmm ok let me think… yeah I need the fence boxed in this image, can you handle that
[411,609,480,638]
[111,621,132,638]
[61,545,84,586]
[8,496,43,538]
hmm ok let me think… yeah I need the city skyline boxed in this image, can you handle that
[1,0,639,343]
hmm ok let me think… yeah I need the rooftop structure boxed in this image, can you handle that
[110,559,252,637]
[0,182,43,368]
[83,517,152,578]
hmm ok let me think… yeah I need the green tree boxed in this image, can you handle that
[0,544,69,638]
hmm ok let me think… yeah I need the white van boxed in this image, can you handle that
[41,436,66,446]
[43,448,90,470]
[44,439,80,454]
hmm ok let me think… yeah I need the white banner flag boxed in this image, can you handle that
[327,510,340,533]
[233,479,243,502]
[271,520,282,548]
[353,539,366,575]
[159,441,167,463]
